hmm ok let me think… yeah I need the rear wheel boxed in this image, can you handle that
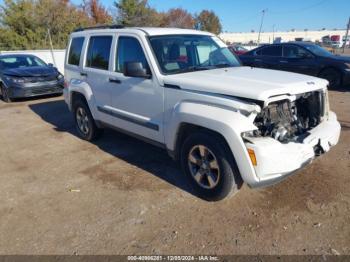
[180,131,242,201]
[1,86,11,103]
[73,99,103,141]
[318,68,342,89]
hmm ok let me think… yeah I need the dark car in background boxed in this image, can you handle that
[239,42,350,89]
[0,54,64,102]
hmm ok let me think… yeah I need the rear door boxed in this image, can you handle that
[281,45,319,76]
[81,34,115,122]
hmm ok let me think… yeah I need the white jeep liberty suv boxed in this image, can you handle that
[64,25,341,201]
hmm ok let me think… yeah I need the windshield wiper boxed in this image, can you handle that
[177,66,212,73]
[176,64,233,74]
[213,63,233,68]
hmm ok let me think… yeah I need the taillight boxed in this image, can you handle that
[64,80,68,88]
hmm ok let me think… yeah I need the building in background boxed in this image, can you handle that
[220,29,347,46]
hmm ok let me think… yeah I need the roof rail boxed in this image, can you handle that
[73,25,125,32]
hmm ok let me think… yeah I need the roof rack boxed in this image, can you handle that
[73,25,125,32]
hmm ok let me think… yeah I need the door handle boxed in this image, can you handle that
[279,60,288,63]
[254,59,262,62]
[109,78,121,84]
[80,72,88,76]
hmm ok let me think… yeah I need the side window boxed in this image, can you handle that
[260,46,282,56]
[33,57,46,66]
[283,45,310,58]
[68,37,84,66]
[86,36,112,70]
[196,42,218,64]
[116,36,148,73]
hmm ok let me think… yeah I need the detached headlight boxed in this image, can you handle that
[241,130,259,139]
[5,76,25,83]
[57,73,64,80]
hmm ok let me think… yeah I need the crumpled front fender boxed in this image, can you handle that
[165,100,260,185]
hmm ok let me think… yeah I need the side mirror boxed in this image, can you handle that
[48,63,54,67]
[124,62,151,79]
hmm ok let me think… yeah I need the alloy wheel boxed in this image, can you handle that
[76,107,90,135]
[187,145,220,189]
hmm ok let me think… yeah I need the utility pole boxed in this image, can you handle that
[47,28,57,67]
[343,17,350,54]
[257,9,267,45]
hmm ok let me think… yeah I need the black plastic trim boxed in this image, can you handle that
[164,83,181,90]
[74,25,125,32]
[97,106,159,131]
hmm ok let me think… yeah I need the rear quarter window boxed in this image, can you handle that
[68,37,85,66]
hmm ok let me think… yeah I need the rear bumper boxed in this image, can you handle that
[8,81,63,98]
[244,111,341,188]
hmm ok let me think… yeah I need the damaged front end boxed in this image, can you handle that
[241,89,340,186]
[253,90,327,144]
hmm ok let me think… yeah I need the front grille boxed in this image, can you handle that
[19,86,62,96]
[25,75,57,83]
[30,86,61,94]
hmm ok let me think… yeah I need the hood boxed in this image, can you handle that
[162,66,328,101]
[2,66,58,77]
[330,54,350,63]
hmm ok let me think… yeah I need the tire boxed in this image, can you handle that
[1,86,12,103]
[73,99,103,141]
[318,68,342,89]
[180,131,242,201]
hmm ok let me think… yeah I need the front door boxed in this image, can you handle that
[281,45,319,76]
[82,34,115,123]
[107,35,164,143]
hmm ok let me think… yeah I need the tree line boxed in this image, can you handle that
[0,0,222,50]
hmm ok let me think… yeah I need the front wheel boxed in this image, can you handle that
[73,99,103,141]
[318,68,342,89]
[1,86,12,103]
[180,131,242,201]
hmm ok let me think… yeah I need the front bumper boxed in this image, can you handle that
[8,80,64,98]
[244,111,341,188]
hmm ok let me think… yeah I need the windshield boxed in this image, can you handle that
[0,55,47,70]
[304,45,333,57]
[149,35,241,74]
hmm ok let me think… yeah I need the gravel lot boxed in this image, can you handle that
[0,88,349,255]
